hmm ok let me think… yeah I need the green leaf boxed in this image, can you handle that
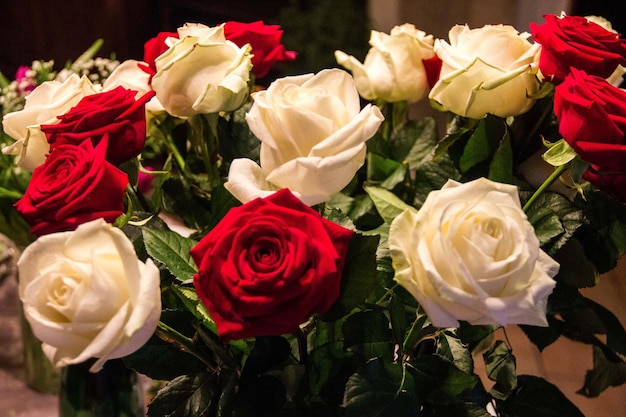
[542,139,577,167]
[483,340,517,400]
[488,130,513,184]
[302,340,354,405]
[459,115,506,174]
[412,157,460,208]
[389,117,439,168]
[240,336,291,379]
[143,226,198,282]
[323,234,380,319]
[148,372,219,417]
[495,375,585,417]
[577,346,626,397]
[437,330,474,374]
[367,152,404,182]
[123,333,206,381]
[457,323,499,353]
[525,191,585,255]
[172,285,216,331]
[343,358,421,417]
[575,189,626,273]
[433,116,477,160]
[161,176,213,232]
[342,310,394,362]
[389,294,408,352]
[364,185,416,224]
[552,238,599,288]
[411,354,478,397]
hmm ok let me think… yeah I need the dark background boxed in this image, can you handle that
[0,0,370,82]
[0,1,623,82]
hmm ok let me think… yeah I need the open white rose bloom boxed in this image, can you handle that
[151,23,252,117]
[428,24,542,119]
[226,68,384,206]
[389,178,559,328]
[17,219,161,372]
[335,23,435,103]
[1,74,98,171]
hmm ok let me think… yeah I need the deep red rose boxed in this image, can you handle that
[41,86,154,166]
[583,170,626,202]
[530,14,626,84]
[554,68,626,173]
[423,55,442,89]
[15,139,128,236]
[224,21,296,79]
[143,31,179,75]
[191,189,354,341]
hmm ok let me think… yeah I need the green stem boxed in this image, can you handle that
[522,163,569,212]
[375,283,399,305]
[156,321,215,369]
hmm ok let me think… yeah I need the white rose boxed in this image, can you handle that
[18,219,161,372]
[1,74,98,170]
[335,23,435,103]
[389,178,558,328]
[225,69,384,206]
[151,23,252,117]
[428,24,541,119]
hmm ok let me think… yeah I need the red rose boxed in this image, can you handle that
[554,68,626,173]
[423,55,442,89]
[191,189,353,341]
[530,14,626,84]
[583,170,626,202]
[224,21,296,79]
[143,31,179,75]
[41,86,154,166]
[15,139,128,236]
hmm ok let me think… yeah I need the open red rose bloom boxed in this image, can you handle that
[554,68,626,200]
[531,14,626,84]
[224,20,296,79]
[41,86,155,166]
[191,189,354,341]
[14,139,128,236]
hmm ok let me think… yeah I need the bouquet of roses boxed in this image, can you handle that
[2,11,626,417]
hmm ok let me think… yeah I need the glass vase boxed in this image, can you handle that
[20,312,60,393]
[59,358,145,417]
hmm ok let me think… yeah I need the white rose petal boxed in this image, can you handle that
[151,23,252,117]
[2,74,98,170]
[226,69,384,206]
[389,178,558,328]
[336,23,435,103]
[18,219,161,372]
[428,24,541,119]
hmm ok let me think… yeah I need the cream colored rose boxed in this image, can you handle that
[18,219,161,372]
[428,24,541,119]
[225,69,384,206]
[389,178,558,328]
[1,74,98,170]
[151,23,252,117]
[335,23,435,103]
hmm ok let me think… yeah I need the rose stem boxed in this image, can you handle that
[522,163,569,212]
[155,321,216,369]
